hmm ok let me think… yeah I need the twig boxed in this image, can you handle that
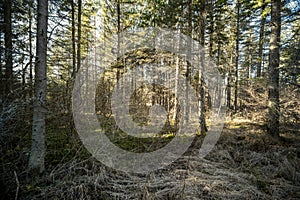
[14,170,20,200]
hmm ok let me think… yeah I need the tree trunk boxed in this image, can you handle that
[76,0,82,73]
[29,0,48,173]
[267,0,281,139]
[71,0,76,78]
[227,52,233,109]
[117,0,121,58]
[208,0,214,58]
[4,0,13,96]
[29,2,33,98]
[199,0,207,134]
[184,0,192,125]
[234,0,240,113]
[257,0,266,78]
[173,51,180,128]
[246,31,253,84]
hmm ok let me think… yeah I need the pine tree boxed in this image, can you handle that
[29,0,48,173]
[267,0,281,139]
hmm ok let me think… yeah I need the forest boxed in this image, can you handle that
[0,0,300,199]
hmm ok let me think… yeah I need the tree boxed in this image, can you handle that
[280,4,300,84]
[46,0,96,118]
[257,0,267,77]
[3,0,13,97]
[198,0,208,133]
[28,0,34,98]
[71,0,76,79]
[267,0,281,139]
[234,0,240,113]
[76,0,82,74]
[29,0,48,173]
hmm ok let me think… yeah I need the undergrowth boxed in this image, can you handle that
[0,83,299,199]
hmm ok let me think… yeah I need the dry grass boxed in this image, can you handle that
[1,84,300,199]
[10,115,299,199]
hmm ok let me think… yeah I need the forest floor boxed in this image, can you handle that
[2,115,299,200]
[1,85,300,199]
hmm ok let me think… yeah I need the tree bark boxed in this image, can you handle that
[29,0,48,173]
[227,52,233,109]
[208,0,214,58]
[116,0,121,91]
[71,0,76,78]
[4,0,13,96]
[257,0,266,78]
[267,0,281,139]
[29,2,33,98]
[199,0,207,133]
[234,0,240,113]
[76,0,82,73]
[173,48,180,128]
[184,0,192,125]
